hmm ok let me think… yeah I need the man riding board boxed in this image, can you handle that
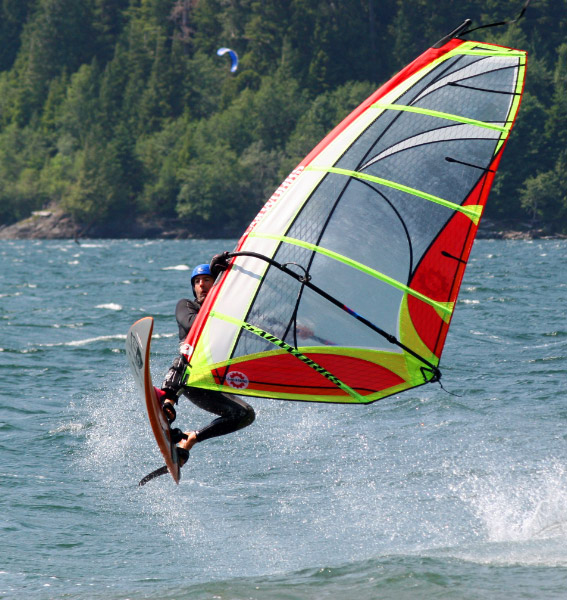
[158,255,255,463]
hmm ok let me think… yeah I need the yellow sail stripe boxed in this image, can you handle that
[454,49,526,57]
[371,103,510,132]
[305,165,483,225]
[248,231,454,316]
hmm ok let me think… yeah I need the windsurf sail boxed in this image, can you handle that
[182,25,527,404]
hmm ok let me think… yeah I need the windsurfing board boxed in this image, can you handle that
[126,316,181,484]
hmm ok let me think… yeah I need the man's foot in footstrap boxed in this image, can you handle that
[170,428,188,444]
[171,429,191,467]
[154,387,177,423]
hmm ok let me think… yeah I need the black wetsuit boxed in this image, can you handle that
[168,298,255,443]
[175,298,200,341]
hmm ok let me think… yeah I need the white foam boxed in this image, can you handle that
[37,334,127,347]
[66,334,127,346]
[162,265,190,271]
[454,459,567,560]
[95,303,122,311]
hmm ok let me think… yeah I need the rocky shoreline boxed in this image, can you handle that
[0,206,563,241]
[0,207,241,240]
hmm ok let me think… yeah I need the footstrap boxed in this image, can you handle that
[170,428,188,444]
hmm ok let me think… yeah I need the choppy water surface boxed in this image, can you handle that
[1,239,566,599]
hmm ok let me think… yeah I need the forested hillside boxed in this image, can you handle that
[0,0,566,236]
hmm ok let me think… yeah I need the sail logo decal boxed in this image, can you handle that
[179,343,193,357]
[226,370,249,390]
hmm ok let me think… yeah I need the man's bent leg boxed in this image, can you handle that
[183,388,255,443]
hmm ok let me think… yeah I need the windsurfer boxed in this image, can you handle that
[159,256,255,460]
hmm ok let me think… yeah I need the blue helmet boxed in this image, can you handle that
[191,263,212,294]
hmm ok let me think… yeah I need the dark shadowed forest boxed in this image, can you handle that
[0,0,566,236]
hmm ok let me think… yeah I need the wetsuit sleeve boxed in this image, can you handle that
[159,300,200,399]
[175,299,199,341]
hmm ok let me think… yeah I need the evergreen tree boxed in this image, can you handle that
[58,62,101,147]
[0,122,50,222]
[10,0,95,123]
[0,0,36,71]
[92,0,130,64]
[61,130,128,225]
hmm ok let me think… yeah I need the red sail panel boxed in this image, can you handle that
[212,353,404,398]
[407,150,506,357]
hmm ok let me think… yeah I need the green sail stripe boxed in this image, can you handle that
[209,310,366,402]
[454,49,526,57]
[248,231,454,316]
[371,103,509,132]
[305,165,483,224]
